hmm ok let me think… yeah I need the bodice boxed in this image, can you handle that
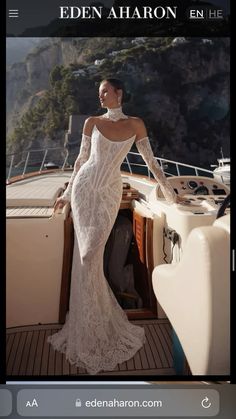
[80,125,136,188]
[90,125,135,164]
[62,124,177,204]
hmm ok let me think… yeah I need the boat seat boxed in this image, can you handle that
[152,214,230,375]
[213,213,230,234]
[6,177,65,207]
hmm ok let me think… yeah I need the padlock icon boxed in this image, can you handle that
[75,398,82,407]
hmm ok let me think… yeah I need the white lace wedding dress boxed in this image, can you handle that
[47,124,176,374]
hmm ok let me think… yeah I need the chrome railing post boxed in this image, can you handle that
[39,149,48,172]
[7,155,14,183]
[22,152,30,176]
[62,151,69,170]
[176,164,180,176]
[125,156,132,174]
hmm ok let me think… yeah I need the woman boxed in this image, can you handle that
[48,78,185,374]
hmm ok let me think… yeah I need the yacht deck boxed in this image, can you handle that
[6,319,177,376]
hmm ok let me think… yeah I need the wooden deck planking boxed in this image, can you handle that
[33,329,46,375]
[26,330,40,375]
[47,329,58,376]
[148,324,169,368]
[162,322,173,343]
[145,325,163,369]
[126,357,135,371]
[55,351,63,376]
[19,331,33,375]
[6,333,15,365]
[62,354,70,375]
[7,332,21,375]
[139,344,149,370]
[98,368,176,376]
[141,325,157,369]
[11,331,27,375]
[6,320,175,376]
[151,323,173,367]
[133,351,142,370]
[40,329,51,375]
[69,361,78,376]
[118,360,127,371]
[159,323,173,366]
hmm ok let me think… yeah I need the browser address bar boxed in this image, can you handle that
[16,389,220,416]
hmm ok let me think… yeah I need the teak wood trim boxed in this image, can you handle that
[146,218,157,317]
[7,169,156,185]
[126,309,158,320]
[133,211,146,264]
[6,169,60,184]
[132,210,157,319]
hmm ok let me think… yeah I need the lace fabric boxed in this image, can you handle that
[102,107,128,122]
[136,137,177,204]
[61,134,91,202]
[48,129,176,374]
[48,127,145,374]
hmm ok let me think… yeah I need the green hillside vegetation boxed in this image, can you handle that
[8,66,83,153]
[7,37,230,168]
[7,39,170,154]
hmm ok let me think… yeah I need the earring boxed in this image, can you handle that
[118,97,121,106]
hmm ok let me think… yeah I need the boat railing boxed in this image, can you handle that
[6,147,69,183]
[125,151,214,178]
[6,146,214,183]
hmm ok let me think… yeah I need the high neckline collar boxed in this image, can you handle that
[103,107,128,122]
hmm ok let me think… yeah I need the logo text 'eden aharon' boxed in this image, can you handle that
[59,5,178,20]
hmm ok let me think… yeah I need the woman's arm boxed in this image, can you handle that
[134,118,177,204]
[59,118,93,202]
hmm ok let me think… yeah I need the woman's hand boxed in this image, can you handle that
[53,196,69,212]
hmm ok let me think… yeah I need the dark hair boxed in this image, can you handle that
[100,78,131,103]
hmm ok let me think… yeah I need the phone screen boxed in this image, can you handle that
[4,1,234,418]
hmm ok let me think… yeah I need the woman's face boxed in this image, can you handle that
[99,81,121,108]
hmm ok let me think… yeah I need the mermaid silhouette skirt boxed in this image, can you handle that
[47,170,145,374]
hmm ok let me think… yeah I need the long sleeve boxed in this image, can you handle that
[61,134,91,202]
[136,137,177,204]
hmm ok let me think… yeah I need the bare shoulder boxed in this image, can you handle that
[129,117,148,142]
[83,116,97,128]
[83,116,98,136]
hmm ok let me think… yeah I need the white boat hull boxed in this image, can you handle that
[213,171,230,186]
[6,170,230,375]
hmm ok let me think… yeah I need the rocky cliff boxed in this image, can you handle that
[6,36,230,168]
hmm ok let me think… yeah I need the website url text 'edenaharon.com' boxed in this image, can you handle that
[84,398,163,408]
